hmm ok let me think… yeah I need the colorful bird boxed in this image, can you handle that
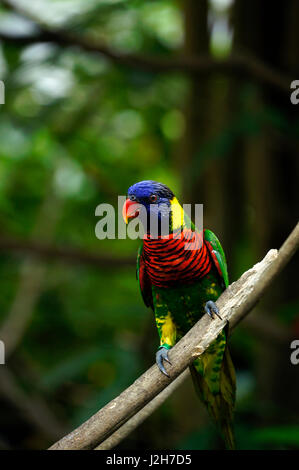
[123,180,236,449]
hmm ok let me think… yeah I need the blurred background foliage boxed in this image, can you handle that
[0,0,298,450]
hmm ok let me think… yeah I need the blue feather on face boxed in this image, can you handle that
[128,180,174,207]
[127,180,175,235]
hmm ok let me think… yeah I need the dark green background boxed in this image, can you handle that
[0,0,298,450]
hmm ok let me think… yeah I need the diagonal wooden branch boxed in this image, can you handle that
[0,1,291,94]
[95,223,298,451]
[49,222,299,450]
[95,370,190,450]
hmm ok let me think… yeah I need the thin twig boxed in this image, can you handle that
[0,1,292,94]
[0,237,135,269]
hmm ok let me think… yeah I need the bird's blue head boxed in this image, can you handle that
[123,180,184,235]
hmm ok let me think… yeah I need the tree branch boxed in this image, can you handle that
[0,2,292,94]
[95,370,190,450]
[48,222,299,450]
[0,237,135,269]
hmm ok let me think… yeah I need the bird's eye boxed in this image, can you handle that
[149,194,158,203]
[129,195,136,201]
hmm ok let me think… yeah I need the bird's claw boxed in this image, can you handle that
[205,300,222,320]
[156,347,172,377]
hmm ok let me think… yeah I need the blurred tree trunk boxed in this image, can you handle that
[180,0,209,205]
[179,0,245,280]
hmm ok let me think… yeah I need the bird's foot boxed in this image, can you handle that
[156,346,172,377]
[205,300,222,320]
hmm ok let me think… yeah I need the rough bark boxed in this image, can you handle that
[95,370,190,450]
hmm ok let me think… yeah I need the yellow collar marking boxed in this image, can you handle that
[170,197,185,230]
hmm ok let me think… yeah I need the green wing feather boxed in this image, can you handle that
[204,229,229,288]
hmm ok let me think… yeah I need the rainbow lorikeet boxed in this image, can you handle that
[123,180,236,449]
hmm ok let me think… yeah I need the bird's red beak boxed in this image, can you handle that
[122,198,140,224]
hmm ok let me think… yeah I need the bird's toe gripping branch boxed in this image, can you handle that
[156,346,172,378]
[205,300,222,320]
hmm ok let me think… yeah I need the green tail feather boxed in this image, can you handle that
[189,327,236,450]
